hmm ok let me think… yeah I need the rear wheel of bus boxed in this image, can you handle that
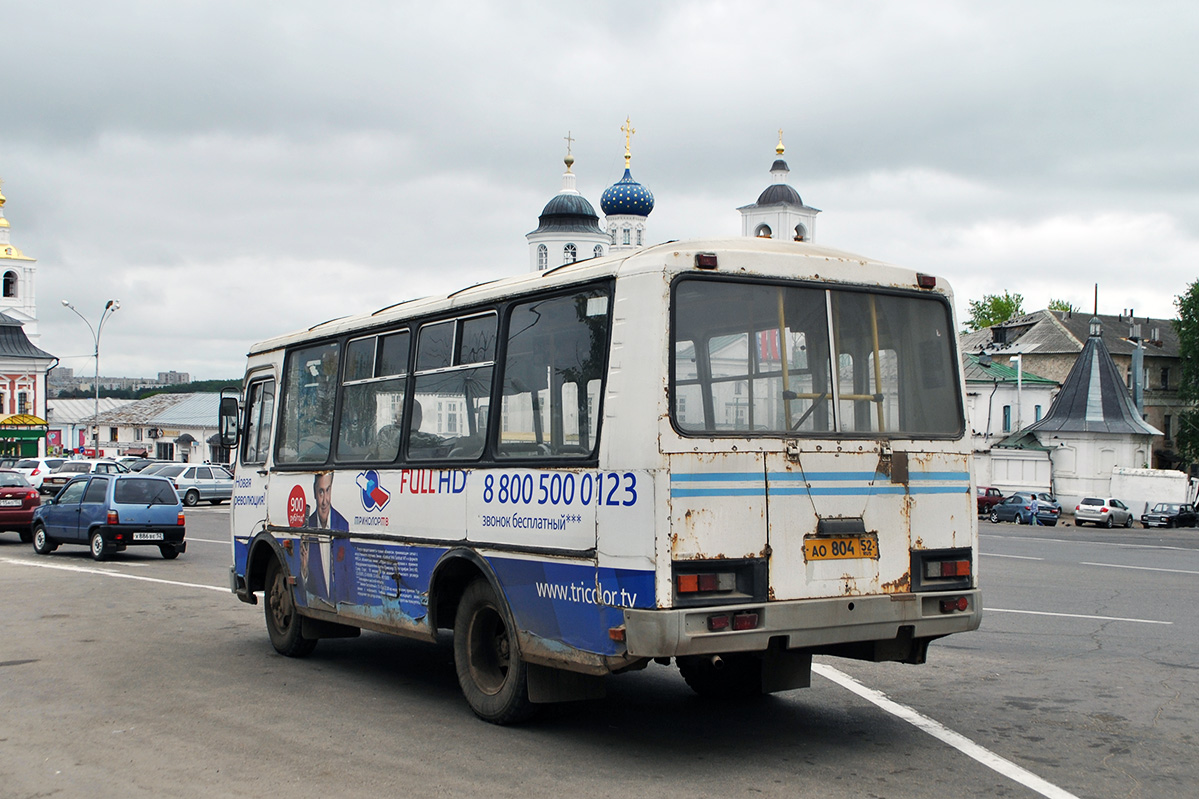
[264,557,317,658]
[453,578,534,724]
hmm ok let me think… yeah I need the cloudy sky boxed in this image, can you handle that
[2,1,1196,380]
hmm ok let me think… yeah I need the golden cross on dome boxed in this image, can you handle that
[622,116,636,167]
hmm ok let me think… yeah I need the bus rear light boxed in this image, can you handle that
[694,253,718,269]
[107,510,120,525]
[608,626,626,642]
[925,559,971,579]
[916,273,937,289]
[940,596,969,613]
[707,614,730,632]
[678,572,735,594]
[732,611,760,631]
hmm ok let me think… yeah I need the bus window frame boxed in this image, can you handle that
[265,279,615,472]
[667,273,965,441]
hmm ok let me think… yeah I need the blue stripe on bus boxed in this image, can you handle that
[680,484,969,498]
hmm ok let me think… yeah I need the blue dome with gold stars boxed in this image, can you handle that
[601,169,654,216]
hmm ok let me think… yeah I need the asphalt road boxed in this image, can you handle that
[2,511,1196,799]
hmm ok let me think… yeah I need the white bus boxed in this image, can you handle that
[221,237,981,724]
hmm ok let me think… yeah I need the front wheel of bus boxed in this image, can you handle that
[677,654,763,699]
[264,558,317,658]
[453,579,534,724]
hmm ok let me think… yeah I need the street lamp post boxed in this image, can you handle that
[62,299,121,457]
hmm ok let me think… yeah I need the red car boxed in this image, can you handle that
[0,469,42,543]
[977,486,1004,516]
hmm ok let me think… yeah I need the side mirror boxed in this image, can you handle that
[219,391,240,449]
[43,496,56,506]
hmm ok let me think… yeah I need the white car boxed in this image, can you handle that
[1073,497,1134,527]
[13,457,67,493]
[40,459,131,495]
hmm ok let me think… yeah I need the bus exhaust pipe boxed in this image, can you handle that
[710,655,724,670]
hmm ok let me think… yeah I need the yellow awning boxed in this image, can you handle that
[0,413,49,426]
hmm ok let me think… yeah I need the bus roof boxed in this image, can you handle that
[248,237,949,355]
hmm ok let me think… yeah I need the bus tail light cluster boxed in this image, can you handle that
[672,559,767,607]
[707,610,761,632]
[677,572,735,594]
[910,548,974,592]
[924,558,971,579]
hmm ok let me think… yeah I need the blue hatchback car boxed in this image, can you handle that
[31,473,186,560]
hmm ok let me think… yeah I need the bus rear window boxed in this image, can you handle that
[671,279,962,437]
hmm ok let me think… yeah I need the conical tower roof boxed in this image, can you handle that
[1024,317,1160,436]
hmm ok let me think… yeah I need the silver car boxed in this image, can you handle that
[156,463,234,506]
[1073,497,1134,528]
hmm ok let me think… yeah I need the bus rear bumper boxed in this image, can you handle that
[622,589,982,658]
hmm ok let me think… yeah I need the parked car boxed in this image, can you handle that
[0,457,21,469]
[156,463,234,506]
[1073,497,1134,527]
[977,486,1005,516]
[0,469,41,542]
[119,457,170,472]
[13,457,67,493]
[989,492,1062,526]
[31,473,186,560]
[138,462,175,475]
[40,459,131,495]
[1140,502,1198,529]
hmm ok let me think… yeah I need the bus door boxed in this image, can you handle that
[231,376,276,570]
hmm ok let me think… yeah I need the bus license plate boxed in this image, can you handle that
[804,536,878,561]
[133,532,164,541]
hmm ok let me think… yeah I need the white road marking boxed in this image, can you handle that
[982,553,1043,561]
[814,664,1081,799]
[1,557,226,592]
[988,607,1171,625]
[1080,561,1199,576]
[186,537,230,544]
[982,533,1195,552]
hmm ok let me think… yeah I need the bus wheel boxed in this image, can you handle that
[453,579,534,724]
[677,654,763,698]
[264,558,317,658]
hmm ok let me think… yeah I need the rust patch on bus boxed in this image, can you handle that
[882,572,911,593]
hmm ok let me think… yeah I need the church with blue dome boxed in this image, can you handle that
[601,118,654,253]
[527,124,818,272]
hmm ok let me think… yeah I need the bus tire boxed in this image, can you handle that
[264,557,317,658]
[453,578,534,724]
[677,653,763,698]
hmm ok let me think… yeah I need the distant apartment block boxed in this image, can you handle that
[49,366,191,394]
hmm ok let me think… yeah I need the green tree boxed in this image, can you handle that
[965,291,1024,332]
[1048,298,1079,313]
[1174,280,1199,468]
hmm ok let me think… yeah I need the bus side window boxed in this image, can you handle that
[498,288,611,459]
[410,313,497,461]
[276,341,340,465]
[242,379,275,465]
[336,330,409,463]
